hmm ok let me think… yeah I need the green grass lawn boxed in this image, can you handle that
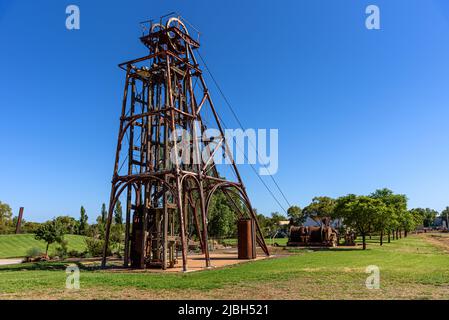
[222,237,289,246]
[0,234,87,258]
[1,234,448,299]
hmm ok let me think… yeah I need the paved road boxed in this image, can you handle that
[0,259,23,266]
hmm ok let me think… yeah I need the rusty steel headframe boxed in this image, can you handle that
[101,14,269,271]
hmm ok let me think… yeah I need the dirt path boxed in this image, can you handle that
[419,233,449,253]
[0,259,23,266]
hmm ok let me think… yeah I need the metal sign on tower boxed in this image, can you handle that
[101,14,269,271]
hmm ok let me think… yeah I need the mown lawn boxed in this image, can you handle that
[0,234,87,258]
[0,234,448,299]
[222,237,289,246]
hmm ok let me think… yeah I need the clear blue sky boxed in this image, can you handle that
[1,0,449,222]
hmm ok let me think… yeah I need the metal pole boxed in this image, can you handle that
[15,207,24,234]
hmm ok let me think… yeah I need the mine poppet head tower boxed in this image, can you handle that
[101,14,269,271]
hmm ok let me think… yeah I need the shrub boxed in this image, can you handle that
[52,238,69,260]
[67,249,84,258]
[26,247,43,258]
[22,222,42,234]
[85,237,109,257]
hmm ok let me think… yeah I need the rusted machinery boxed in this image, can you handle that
[287,225,338,247]
[101,14,269,271]
[343,230,356,246]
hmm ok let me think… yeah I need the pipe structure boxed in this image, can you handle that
[101,14,269,271]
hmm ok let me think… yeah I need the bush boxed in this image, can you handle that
[67,249,85,258]
[22,222,42,234]
[85,237,109,257]
[24,247,46,262]
[26,247,43,258]
[54,247,67,260]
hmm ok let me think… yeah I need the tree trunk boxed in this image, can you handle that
[45,243,49,256]
[380,230,383,246]
[362,234,366,250]
[404,230,408,238]
[388,231,391,243]
[399,230,402,239]
[396,229,399,239]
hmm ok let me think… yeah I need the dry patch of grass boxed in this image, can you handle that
[419,233,449,254]
[3,277,449,300]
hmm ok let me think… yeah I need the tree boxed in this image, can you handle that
[270,212,287,225]
[110,223,125,256]
[441,207,449,229]
[208,191,238,239]
[402,210,420,237]
[303,196,336,226]
[410,208,437,228]
[370,189,407,243]
[0,201,13,234]
[371,204,393,246]
[100,203,107,224]
[255,210,289,238]
[335,195,386,250]
[22,221,42,234]
[55,216,78,234]
[78,206,88,235]
[35,219,65,256]
[114,200,123,225]
[256,213,271,238]
[287,205,305,226]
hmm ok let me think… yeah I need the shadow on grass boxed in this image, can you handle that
[0,261,106,272]
[284,246,375,253]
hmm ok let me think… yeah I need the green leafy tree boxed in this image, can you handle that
[100,203,107,224]
[78,206,89,235]
[252,212,289,238]
[110,223,125,256]
[256,213,271,238]
[287,205,305,226]
[402,210,420,236]
[423,208,438,228]
[303,196,336,225]
[335,195,386,250]
[114,200,123,225]
[270,212,287,225]
[208,191,237,239]
[0,201,13,234]
[371,204,393,246]
[441,207,449,229]
[55,216,78,234]
[85,237,108,257]
[370,188,407,242]
[93,203,108,238]
[12,216,26,232]
[35,219,65,256]
[22,221,42,234]
[410,208,437,228]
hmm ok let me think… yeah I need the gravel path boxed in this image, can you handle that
[0,259,23,266]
